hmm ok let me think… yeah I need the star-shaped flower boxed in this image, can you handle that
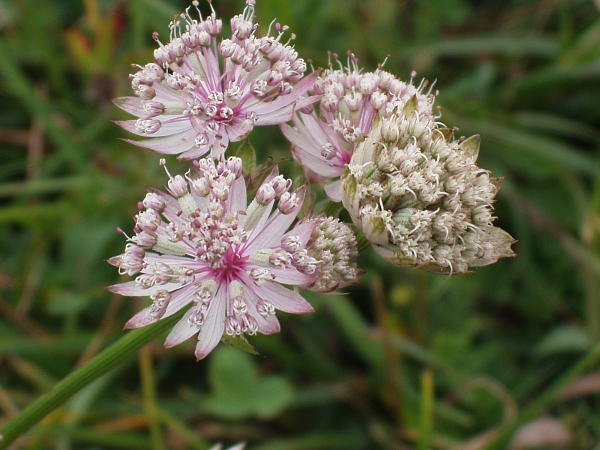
[108,156,361,359]
[115,1,318,159]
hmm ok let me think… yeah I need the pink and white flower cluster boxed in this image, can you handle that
[115,0,317,159]
[110,0,514,358]
[281,52,438,201]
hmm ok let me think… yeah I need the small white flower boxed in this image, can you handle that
[209,443,246,450]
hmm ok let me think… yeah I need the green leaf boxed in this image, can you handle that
[204,346,294,420]
[233,139,257,175]
[220,333,261,356]
[251,376,294,419]
[202,393,253,420]
[208,346,258,398]
[534,324,590,358]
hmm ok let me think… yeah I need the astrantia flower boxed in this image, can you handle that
[108,156,330,359]
[108,156,363,359]
[340,107,515,274]
[114,0,317,159]
[280,52,438,201]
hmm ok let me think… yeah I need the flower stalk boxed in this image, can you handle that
[0,310,184,449]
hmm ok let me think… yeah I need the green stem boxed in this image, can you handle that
[0,311,184,449]
[417,369,434,450]
[140,346,165,450]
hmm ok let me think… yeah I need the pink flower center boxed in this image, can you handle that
[212,247,248,284]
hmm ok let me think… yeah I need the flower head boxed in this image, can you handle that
[114,1,317,159]
[340,108,515,274]
[302,216,364,292]
[108,156,362,359]
[280,52,438,201]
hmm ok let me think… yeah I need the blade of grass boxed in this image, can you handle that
[0,40,85,169]
[403,36,558,59]
[0,310,184,449]
[442,109,596,177]
[154,408,211,450]
[417,369,434,450]
[139,346,165,450]
[0,176,87,199]
[484,343,600,450]
[57,426,152,450]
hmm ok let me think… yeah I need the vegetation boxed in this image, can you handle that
[1,0,599,448]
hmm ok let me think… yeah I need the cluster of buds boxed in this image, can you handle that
[109,0,515,359]
[302,216,365,292]
[341,102,515,274]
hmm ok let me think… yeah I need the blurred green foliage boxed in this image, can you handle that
[1,0,600,448]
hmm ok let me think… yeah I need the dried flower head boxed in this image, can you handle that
[108,156,330,360]
[281,52,438,201]
[114,1,317,159]
[340,106,515,274]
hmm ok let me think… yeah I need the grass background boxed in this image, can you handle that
[1,0,600,448]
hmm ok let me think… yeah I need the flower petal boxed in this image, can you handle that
[194,287,227,360]
[124,305,157,329]
[252,281,314,314]
[113,97,145,116]
[270,267,315,286]
[254,310,280,335]
[323,180,342,201]
[245,186,306,252]
[163,283,197,317]
[115,117,190,138]
[107,280,182,297]
[228,176,247,214]
[121,128,197,155]
[164,308,200,347]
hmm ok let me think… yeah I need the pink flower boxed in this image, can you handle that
[108,156,335,360]
[114,1,318,159]
[280,53,438,201]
